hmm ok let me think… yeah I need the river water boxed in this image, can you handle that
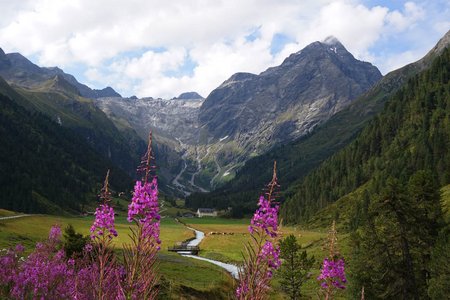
[179,226,240,279]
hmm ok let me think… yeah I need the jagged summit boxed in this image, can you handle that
[200,38,382,152]
[175,91,204,100]
[322,35,341,45]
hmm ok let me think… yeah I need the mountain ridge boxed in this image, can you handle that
[0,49,121,99]
[0,76,132,214]
[96,38,383,194]
[186,29,450,214]
[199,37,382,151]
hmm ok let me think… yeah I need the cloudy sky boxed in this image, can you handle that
[0,0,449,98]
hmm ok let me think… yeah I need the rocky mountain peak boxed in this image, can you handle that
[5,52,42,73]
[95,86,121,98]
[224,72,257,83]
[199,38,382,154]
[322,35,341,46]
[175,92,204,100]
[0,47,121,98]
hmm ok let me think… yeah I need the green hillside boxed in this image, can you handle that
[282,46,450,223]
[0,81,133,214]
[10,77,146,176]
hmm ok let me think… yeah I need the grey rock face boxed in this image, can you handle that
[199,37,382,155]
[96,38,382,192]
[95,96,203,143]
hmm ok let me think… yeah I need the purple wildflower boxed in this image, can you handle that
[237,162,281,299]
[128,178,160,243]
[90,203,118,240]
[236,282,249,298]
[49,225,62,241]
[15,244,25,253]
[317,258,347,290]
[10,230,75,299]
[0,245,24,288]
[249,196,279,238]
[128,178,159,222]
[84,243,93,253]
[260,241,281,275]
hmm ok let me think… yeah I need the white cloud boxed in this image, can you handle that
[299,2,389,58]
[386,2,425,32]
[0,0,448,98]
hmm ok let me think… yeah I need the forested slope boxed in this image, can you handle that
[0,81,132,214]
[282,47,450,223]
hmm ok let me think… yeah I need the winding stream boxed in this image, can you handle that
[179,225,240,279]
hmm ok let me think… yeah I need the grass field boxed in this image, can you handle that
[0,212,351,299]
[0,215,193,251]
[179,217,351,299]
[0,214,235,298]
[180,217,334,263]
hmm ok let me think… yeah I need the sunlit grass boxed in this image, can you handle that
[0,214,353,298]
[0,214,233,297]
[0,215,192,253]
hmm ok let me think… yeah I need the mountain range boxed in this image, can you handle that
[187,30,450,219]
[95,36,382,195]
[0,30,449,216]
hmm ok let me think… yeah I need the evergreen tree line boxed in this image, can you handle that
[349,170,448,299]
[0,94,132,213]
[281,47,450,223]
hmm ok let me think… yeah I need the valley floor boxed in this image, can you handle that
[0,213,350,299]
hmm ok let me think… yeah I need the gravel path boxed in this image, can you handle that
[0,214,30,221]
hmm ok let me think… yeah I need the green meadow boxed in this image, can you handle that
[0,214,233,298]
[180,217,350,299]
[0,212,350,299]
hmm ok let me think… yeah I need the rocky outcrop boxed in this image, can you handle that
[95,96,203,142]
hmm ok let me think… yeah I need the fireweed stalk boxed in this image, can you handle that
[236,162,282,300]
[122,132,160,299]
[88,169,120,300]
[317,221,347,299]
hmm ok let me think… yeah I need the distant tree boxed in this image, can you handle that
[279,234,315,300]
[63,224,88,258]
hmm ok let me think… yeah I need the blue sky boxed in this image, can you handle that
[0,0,448,98]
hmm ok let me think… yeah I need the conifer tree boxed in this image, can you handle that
[279,234,314,299]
